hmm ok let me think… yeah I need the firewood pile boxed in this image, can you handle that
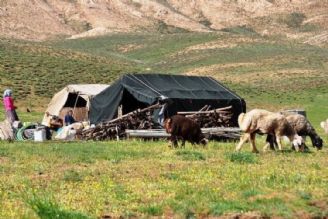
[81,103,239,141]
[178,105,240,140]
[81,103,163,140]
[177,105,234,128]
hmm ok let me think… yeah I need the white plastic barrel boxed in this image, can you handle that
[34,129,46,142]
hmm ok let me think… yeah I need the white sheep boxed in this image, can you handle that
[320,119,328,135]
[268,113,323,151]
[236,109,304,153]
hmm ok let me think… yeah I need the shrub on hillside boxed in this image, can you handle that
[282,12,306,28]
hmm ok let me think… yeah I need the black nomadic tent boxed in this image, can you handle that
[90,74,246,125]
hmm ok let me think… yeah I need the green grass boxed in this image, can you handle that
[139,203,164,216]
[1,140,328,218]
[26,194,91,219]
[51,32,219,63]
[225,151,258,164]
[175,150,206,161]
[63,169,84,182]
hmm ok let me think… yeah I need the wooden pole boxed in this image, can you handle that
[178,106,232,116]
[72,92,80,118]
[105,103,162,124]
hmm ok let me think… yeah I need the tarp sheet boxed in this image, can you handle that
[90,74,246,125]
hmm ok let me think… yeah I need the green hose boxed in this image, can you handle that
[15,124,37,141]
[15,127,25,141]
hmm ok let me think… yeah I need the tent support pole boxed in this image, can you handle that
[72,92,80,117]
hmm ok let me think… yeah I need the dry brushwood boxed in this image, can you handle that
[177,105,239,140]
[178,105,234,128]
[82,104,238,141]
[81,103,163,140]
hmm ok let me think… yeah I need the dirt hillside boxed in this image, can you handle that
[0,0,327,44]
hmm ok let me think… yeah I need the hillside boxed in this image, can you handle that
[1,31,328,125]
[0,38,136,108]
[0,0,328,45]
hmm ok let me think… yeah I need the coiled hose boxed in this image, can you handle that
[15,124,37,141]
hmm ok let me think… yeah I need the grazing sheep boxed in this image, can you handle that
[164,115,208,148]
[236,109,304,153]
[268,113,323,151]
[320,119,328,134]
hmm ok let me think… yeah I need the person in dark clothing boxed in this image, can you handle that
[64,110,76,126]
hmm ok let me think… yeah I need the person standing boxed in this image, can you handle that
[3,89,19,123]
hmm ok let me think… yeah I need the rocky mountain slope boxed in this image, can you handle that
[0,0,327,45]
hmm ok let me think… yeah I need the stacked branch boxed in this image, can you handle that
[82,104,238,141]
[81,103,163,140]
[178,105,239,140]
[178,105,234,128]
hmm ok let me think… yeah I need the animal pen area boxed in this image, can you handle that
[0,74,245,142]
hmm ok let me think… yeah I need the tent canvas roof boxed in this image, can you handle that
[42,84,109,125]
[90,74,245,124]
[65,84,109,96]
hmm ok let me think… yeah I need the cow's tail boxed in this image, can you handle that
[238,112,252,132]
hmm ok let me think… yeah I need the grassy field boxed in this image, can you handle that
[1,30,328,218]
[1,140,328,218]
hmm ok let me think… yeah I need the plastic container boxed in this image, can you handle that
[34,129,46,142]
[283,109,307,117]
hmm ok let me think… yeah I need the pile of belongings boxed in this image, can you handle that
[54,122,86,141]
[0,118,88,141]
[47,113,88,141]
[0,120,51,141]
[15,122,51,141]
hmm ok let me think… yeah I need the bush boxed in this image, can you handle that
[283,12,306,28]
